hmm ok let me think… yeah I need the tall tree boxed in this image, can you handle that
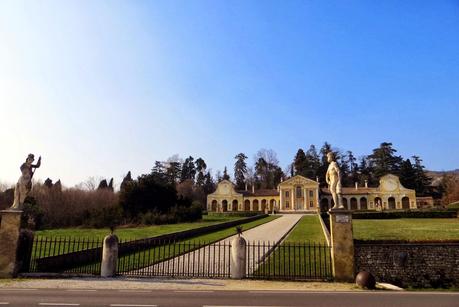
[368,142,403,179]
[120,171,133,192]
[165,162,181,185]
[254,149,284,189]
[222,167,230,180]
[305,145,321,179]
[358,156,375,186]
[411,155,432,196]
[203,171,216,195]
[293,149,307,176]
[399,159,416,189]
[195,157,207,187]
[152,161,167,182]
[180,156,196,183]
[234,153,248,190]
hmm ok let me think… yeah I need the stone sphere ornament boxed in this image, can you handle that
[355,271,376,289]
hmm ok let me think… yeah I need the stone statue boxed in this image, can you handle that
[10,154,41,210]
[326,152,344,209]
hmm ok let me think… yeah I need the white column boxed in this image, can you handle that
[304,187,307,210]
[279,189,283,211]
[291,188,294,211]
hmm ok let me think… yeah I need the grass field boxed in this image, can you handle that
[35,215,242,240]
[31,215,279,273]
[353,218,459,241]
[254,215,331,280]
[283,215,327,243]
[117,215,279,272]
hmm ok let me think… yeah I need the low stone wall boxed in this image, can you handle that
[355,240,459,288]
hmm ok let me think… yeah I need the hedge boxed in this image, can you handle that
[352,210,457,219]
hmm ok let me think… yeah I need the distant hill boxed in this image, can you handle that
[426,169,459,186]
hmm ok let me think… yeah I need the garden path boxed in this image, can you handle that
[129,214,304,277]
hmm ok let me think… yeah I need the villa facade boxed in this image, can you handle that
[207,174,417,213]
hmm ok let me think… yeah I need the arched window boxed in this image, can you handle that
[388,197,396,210]
[402,197,410,209]
[360,197,368,210]
[222,200,228,212]
[244,199,250,211]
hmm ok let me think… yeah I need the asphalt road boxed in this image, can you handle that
[0,288,458,307]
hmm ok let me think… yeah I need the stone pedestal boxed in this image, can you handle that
[329,209,355,282]
[101,234,119,277]
[230,236,247,279]
[0,210,22,278]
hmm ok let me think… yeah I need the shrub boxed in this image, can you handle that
[30,184,119,229]
[352,210,457,219]
[119,173,178,219]
[208,211,260,217]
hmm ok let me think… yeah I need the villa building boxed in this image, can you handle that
[207,174,417,213]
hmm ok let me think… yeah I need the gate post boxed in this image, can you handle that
[230,235,246,279]
[329,209,355,282]
[0,210,23,278]
[101,234,119,277]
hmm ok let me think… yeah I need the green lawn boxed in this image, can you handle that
[283,215,327,243]
[117,215,279,272]
[35,215,242,240]
[448,202,459,209]
[353,218,459,241]
[31,215,279,273]
[254,215,331,280]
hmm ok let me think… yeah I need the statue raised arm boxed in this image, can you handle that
[11,154,41,210]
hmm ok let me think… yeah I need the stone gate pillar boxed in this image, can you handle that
[0,210,23,278]
[329,208,355,282]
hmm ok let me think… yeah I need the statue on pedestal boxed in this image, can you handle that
[326,152,344,210]
[10,154,41,210]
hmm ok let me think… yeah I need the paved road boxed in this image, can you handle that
[0,288,458,306]
[129,214,303,277]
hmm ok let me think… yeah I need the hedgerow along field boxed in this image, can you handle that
[353,218,459,241]
[35,214,242,240]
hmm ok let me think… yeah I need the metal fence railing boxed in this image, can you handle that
[248,241,332,281]
[30,236,103,275]
[119,240,231,278]
[28,236,332,281]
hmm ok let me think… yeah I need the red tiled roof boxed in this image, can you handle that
[321,187,377,195]
[236,189,279,197]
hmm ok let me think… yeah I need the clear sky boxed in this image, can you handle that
[0,0,458,187]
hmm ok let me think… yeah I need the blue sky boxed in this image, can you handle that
[0,0,458,187]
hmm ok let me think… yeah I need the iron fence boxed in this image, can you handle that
[28,236,332,281]
[119,240,231,278]
[248,241,332,281]
[29,236,103,274]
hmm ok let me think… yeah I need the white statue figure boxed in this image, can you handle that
[11,154,41,210]
[326,152,344,209]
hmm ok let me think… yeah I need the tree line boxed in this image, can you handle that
[229,142,432,196]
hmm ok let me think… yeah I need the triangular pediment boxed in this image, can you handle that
[279,175,319,188]
[209,180,242,196]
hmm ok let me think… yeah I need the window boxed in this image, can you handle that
[296,186,302,198]
[286,201,290,208]
[309,190,314,198]
[285,191,289,197]
[310,201,314,207]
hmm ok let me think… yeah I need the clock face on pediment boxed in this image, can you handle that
[221,184,230,194]
[381,178,398,191]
